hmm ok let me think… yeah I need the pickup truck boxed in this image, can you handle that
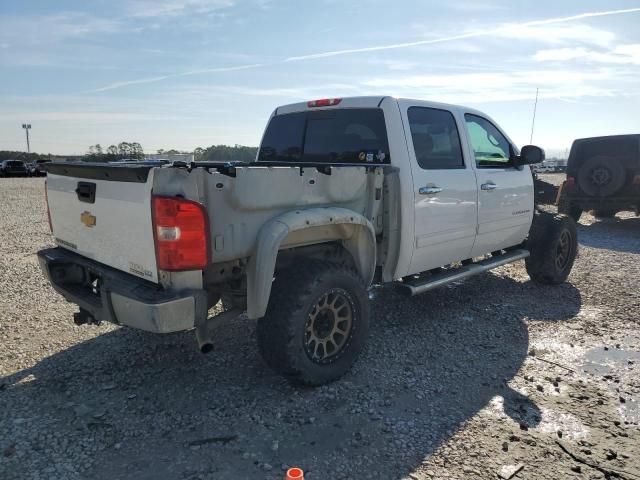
[38,96,577,385]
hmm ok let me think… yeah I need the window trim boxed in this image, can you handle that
[464,113,515,169]
[407,106,466,171]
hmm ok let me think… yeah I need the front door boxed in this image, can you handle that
[401,104,479,275]
[463,113,534,257]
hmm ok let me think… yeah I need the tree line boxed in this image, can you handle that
[86,142,144,161]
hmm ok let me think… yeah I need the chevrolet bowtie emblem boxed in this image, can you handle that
[80,211,96,228]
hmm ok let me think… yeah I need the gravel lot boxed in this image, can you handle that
[1,175,639,480]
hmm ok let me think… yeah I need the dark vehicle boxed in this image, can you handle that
[557,134,640,221]
[28,159,51,177]
[0,160,28,177]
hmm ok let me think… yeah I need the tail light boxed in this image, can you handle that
[565,176,576,189]
[152,195,209,271]
[44,180,52,233]
[307,98,342,108]
[633,174,640,185]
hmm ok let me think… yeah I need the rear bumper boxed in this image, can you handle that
[37,247,207,333]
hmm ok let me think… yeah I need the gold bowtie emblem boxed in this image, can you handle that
[80,211,96,228]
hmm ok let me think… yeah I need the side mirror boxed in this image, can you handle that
[519,145,545,165]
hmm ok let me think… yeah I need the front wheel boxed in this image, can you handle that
[525,213,578,285]
[257,259,369,386]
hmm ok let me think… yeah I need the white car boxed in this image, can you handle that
[38,96,577,385]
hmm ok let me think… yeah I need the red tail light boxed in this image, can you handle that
[152,196,209,271]
[633,174,640,185]
[565,176,576,189]
[307,98,342,108]
[44,180,53,233]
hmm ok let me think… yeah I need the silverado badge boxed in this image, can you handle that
[80,211,96,228]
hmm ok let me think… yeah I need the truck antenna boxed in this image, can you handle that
[529,88,539,144]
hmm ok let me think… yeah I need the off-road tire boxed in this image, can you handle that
[525,212,578,285]
[256,259,369,386]
[592,209,617,218]
[557,192,582,223]
[577,156,626,197]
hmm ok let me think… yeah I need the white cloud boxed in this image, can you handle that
[359,69,619,103]
[496,23,615,47]
[127,0,235,17]
[534,44,640,65]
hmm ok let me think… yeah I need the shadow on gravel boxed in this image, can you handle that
[1,273,581,480]
[577,217,640,254]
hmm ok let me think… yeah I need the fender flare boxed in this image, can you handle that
[245,207,376,319]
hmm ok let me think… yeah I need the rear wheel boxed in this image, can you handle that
[257,259,369,386]
[525,213,578,285]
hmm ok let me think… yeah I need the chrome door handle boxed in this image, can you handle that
[481,183,497,191]
[419,186,443,195]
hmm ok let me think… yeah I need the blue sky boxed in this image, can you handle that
[1,0,639,156]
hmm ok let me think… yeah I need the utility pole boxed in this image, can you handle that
[22,124,31,153]
[529,88,538,144]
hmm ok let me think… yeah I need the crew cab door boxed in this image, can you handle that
[462,113,534,256]
[400,103,478,275]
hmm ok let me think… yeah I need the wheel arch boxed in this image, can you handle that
[246,207,376,319]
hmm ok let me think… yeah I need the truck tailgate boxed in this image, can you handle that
[46,165,159,283]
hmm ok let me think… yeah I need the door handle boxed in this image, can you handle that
[419,186,442,195]
[481,182,497,191]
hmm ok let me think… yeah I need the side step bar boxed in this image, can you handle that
[399,249,530,296]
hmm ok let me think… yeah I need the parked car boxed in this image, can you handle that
[558,134,640,220]
[28,159,51,177]
[0,160,28,177]
[38,96,577,385]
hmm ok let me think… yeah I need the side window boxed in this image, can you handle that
[408,107,464,169]
[464,114,513,168]
[258,112,305,162]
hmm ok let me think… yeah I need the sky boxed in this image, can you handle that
[1,0,639,156]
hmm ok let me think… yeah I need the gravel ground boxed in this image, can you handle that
[1,175,639,480]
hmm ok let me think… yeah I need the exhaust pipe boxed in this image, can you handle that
[195,309,242,354]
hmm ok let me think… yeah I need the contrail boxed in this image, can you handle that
[92,7,640,92]
[93,63,266,92]
[285,7,640,61]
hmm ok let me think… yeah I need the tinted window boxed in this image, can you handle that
[464,114,513,168]
[258,109,389,164]
[258,112,305,162]
[408,107,464,169]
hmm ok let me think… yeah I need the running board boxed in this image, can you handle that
[399,249,530,296]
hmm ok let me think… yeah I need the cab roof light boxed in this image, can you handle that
[307,98,342,108]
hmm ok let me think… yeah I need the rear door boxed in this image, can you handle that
[463,113,533,256]
[399,102,478,274]
[46,165,159,283]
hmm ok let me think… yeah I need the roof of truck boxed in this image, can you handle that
[274,96,486,117]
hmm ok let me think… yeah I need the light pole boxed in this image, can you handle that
[22,124,31,153]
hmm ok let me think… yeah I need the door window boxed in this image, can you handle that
[464,114,513,168]
[408,107,464,170]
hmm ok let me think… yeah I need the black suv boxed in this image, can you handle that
[0,160,28,177]
[558,134,640,221]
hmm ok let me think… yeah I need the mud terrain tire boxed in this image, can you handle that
[577,156,626,197]
[525,212,578,285]
[257,259,369,386]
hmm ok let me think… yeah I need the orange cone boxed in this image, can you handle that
[285,467,304,480]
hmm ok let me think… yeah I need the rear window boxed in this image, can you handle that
[258,108,390,164]
[7,161,24,167]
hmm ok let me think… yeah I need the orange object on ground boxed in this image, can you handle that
[285,467,304,480]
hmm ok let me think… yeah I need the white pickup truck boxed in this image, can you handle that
[39,96,577,385]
